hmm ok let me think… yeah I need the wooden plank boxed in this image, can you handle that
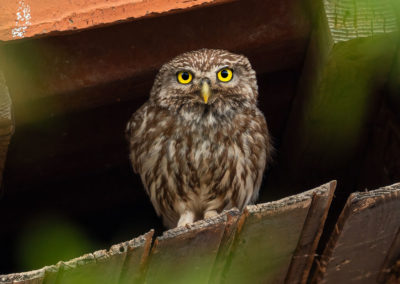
[378,228,400,283]
[118,230,154,284]
[312,183,400,283]
[144,212,229,284]
[208,209,241,284]
[279,0,399,188]
[222,185,329,284]
[0,0,234,42]
[54,230,153,284]
[0,231,153,284]
[285,181,336,284]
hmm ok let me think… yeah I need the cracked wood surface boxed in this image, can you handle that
[144,211,232,284]
[312,183,400,283]
[222,182,336,284]
[285,181,336,284]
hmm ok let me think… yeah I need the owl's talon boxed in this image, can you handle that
[204,210,218,219]
[177,210,195,227]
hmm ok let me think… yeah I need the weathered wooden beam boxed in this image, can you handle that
[144,211,235,284]
[311,183,400,283]
[0,0,310,125]
[0,0,234,42]
[279,0,399,188]
[222,182,335,284]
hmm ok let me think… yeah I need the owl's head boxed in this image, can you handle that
[150,49,258,115]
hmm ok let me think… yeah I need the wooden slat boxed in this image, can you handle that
[144,212,231,284]
[118,230,154,284]
[222,185,332,283]
[209,209,241,284]
[285,181,336,284]
[279,0,399,188]
[41,265,59,284]
[0,231,153,284]
[312,183,400,283]
[379,228,400,283]
[56,230,153,284]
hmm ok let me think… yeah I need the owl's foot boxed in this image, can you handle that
[177,210,195,227]
[204,210,218,219]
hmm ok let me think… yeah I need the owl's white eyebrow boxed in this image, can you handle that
[177,67,195,73]
[216,65,231,71]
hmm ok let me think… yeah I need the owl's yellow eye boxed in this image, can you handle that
[217,68,233,82]
[177,71,193,84]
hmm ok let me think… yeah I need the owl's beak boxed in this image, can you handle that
[201,80,211,104]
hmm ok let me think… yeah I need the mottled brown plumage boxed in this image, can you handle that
[126,49,272,228]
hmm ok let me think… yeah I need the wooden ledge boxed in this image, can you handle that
[0,182,338,284]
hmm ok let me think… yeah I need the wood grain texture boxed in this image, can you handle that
[144,212,229,284]
[279,0,399,188]
[118,230,154,284]
[209,209,241,284]
[222,186,331,284]
[312,183,400,283]
[57,230,153,284]
[378,228,400,283]
[285,181,336,284]
[324,0,397,43]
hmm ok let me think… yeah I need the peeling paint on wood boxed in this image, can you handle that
[11,0,31,39]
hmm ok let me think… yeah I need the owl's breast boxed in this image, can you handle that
[129,105,269,218]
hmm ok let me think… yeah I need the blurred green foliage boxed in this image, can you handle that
[16,215,97,271]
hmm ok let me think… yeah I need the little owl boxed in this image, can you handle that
[126,49,272,228]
